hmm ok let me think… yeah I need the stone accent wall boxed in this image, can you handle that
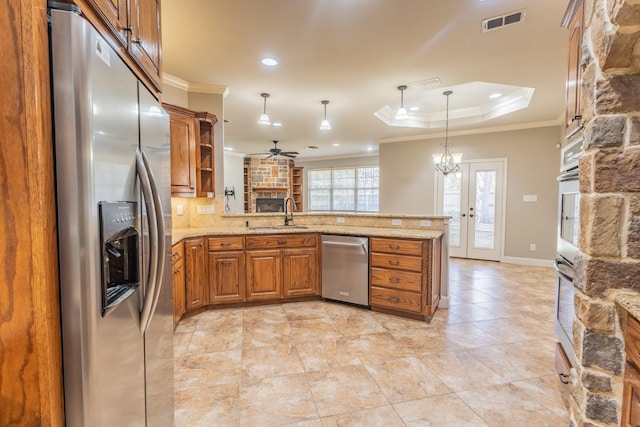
[246,157,293,213]
[572,0,640,425]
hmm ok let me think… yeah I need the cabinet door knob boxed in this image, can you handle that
[389,277,400,283]
[389,244,399,250]
[389,260,399,266]
[277,239,287,244]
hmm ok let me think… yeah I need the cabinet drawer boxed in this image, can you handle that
[371,253,422,272]
[246,234,317,250]
[371,268,422,292]
[555,343,572,407]
[371,287,422,313]
[627,316,640,369]
[207,236,244,251]
[371,238,423,256]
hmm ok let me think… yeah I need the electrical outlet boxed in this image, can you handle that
[391,219,402,226]
[336,217,345,223]
[529,243,536,251]
[420,220,432,227]
[176,204,184,215]
[197,204,215,215]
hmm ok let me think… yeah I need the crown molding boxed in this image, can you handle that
[163,73,228,96]
[377,119,562,144]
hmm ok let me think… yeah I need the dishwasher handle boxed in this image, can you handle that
[322,240,368,255]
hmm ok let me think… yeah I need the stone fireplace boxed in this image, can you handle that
[244,157,293,213]
[571,0,640,425]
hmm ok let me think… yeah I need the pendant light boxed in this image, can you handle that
[319,100,331,130]
[395,85,409,120]
[432,90,463,175]
[258,93,271,125]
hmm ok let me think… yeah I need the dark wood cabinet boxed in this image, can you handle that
[207,236,245,304]
[184,237,206,311]
[369,236,441,320]
[172,242,185,326]
[563,0,584,138]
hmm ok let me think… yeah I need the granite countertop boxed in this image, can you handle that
[172,225,444,245]
[615,291,640,322]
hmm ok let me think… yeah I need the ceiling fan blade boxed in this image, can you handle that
[281,153,298,158]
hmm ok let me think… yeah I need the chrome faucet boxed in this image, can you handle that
[284,197,297,226]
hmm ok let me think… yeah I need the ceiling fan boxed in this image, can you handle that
[247,140,299,159]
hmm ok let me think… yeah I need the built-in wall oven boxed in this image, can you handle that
[555,137,583,372]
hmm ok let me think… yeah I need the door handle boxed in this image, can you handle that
[469,214,474,218]
[461,213,466,218]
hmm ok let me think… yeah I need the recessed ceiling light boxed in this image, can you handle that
[224,146,233,151]
[272,122,282,127]
[490,93,502,99]
[261,58,278,66]
[409,106,420,111]
[333,143,340,147]
[367,147,373,152]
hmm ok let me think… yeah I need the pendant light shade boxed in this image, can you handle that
[319,100,331,130]
[395,85,409,120]
[433,90,463,175]
[258,93,271,125]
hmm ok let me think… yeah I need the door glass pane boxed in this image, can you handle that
[474,170,496,249]
[443,171,462,247]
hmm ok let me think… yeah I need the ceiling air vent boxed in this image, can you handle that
[482,10,526,32]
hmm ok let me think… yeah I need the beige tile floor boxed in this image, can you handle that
[173,258,569,426]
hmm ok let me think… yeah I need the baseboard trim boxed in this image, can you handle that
[501,256,554,268]
[439,295,449,309]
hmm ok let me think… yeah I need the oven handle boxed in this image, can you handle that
[137,148,159,334]
[140,149,166,333]
[554,257,574,282]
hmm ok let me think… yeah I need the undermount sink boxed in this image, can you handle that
[248,225,309,231]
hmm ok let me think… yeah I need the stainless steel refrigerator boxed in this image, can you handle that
[49,6,173,426]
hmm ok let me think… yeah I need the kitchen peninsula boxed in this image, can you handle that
[171,204,450,326]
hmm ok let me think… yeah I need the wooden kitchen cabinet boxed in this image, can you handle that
[75,0,163,94]
[172,242,185,326]
[563,0,584,138]
[369,236,441,320]
[128,0,162,92]
[184,237,206,312]
[164,104,217,198]
[623,316,640,427]
[245,234,319,301]
[283,248,317,297]
[290,166,303,212]
[164,104,197,196]
[194,112,218,198]
[246,250,282,301]
[207,237,245,304]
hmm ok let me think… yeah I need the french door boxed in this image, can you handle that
[435,160,505,261]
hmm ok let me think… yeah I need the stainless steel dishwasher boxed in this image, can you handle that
[322,235,369,306]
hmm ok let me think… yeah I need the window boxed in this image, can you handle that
[308,167,379,212]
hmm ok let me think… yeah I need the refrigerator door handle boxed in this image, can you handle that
[140,149,166,332]
[136,148,159,334]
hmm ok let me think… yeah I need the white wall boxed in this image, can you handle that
[379,125,561,261]
[222,152,245,213]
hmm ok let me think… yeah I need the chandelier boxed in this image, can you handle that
[432,90,462,175]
